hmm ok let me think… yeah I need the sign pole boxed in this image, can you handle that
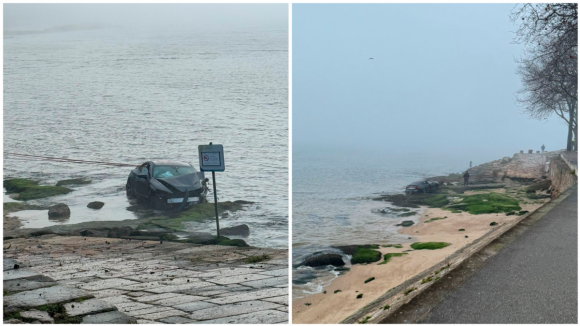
[212,171,220,238]
[198,142,225,240]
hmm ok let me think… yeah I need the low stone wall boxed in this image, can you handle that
[549,156,578,197]
[560,151,578,173]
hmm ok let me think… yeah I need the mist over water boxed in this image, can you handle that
[4,26,288,249]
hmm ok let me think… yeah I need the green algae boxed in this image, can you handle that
[378,252,408,265]
[351,247,382,265]
[425,216,448,223]
[56,178,92,187]
[382,244,403,249]
[448,193,521,214]
[410,242,451,250]
[4,178,72,200]
[148,200,252,230]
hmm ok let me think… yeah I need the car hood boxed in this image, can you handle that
[155,173,203,193]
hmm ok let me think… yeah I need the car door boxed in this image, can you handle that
[135,164,151,197]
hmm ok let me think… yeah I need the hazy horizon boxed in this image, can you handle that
[293,4,568,162]
[4,4,288,32]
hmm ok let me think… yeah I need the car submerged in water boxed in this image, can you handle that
[405,180,439,194]
[126,160,208,210]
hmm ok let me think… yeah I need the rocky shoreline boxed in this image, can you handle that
[293,151,557,324]
[4,177,258,247]
[3,177,289,324]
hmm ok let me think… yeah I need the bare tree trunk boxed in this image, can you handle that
[567,107,573,151]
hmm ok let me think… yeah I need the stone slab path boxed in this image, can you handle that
[3,236,288,324]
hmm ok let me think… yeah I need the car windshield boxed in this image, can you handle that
[153,165,196,179]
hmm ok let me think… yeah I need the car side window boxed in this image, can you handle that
[139,165,149,177]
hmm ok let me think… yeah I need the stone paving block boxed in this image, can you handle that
[276,306,288,312]
[3,279,57,293]
[206,273,273,285]
[64,298,117,317]
[173,301,217,313]
[179,284,246,297]
[125,291,151,297]
[99,295,133,305]
[206,287,288,304]
[3,268,42,281]
[199,267,261,278]
[158,316,198,324]
[4,258,18,271]
[115,301,154,313]
[125,306,173,317]
[189,300,282,321]
[262,295,287,305]
[258,269,287,277]
[91,289,128,299]
[49,270,100,281]
[273,284,287,288]
[159,277,202,286]
[137,308,187,321]
[117,281,163,291]
[19,309,54,323]
[152,294,207,306]
[81,311,137,324]
[4,285,93,309]
[77,278,139,291]
[146,282,215,294]
[136,319,158,324]
[134,292,181,303]
[197,309,288,324]
[241,276,288,288]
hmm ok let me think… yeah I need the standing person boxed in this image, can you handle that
[541,144,545,153]
[463,171,470,187]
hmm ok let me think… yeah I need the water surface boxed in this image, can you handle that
[4,26,288,249]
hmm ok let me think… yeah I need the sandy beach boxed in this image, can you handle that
[292,198,545,324]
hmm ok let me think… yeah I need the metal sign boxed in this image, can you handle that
[198,142,225,238]
[198,144,225,172]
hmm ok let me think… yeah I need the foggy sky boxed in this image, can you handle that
[4,4,288,31]
[293,4,569,160]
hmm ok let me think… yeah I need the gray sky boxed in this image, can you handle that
[293,4,568,159]
[4,4,288,31]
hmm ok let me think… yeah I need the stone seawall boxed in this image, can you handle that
[549,156,578,197]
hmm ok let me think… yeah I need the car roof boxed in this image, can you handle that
[409,181,427,185]
[151,160,191,167]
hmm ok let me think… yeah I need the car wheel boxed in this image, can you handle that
[126,182,135,198]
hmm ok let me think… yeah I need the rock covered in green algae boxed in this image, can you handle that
[56,178,91,187]
[448,193,521,214]
[410,242,451,250]
[334,245,382,265]
[396,220,415,227]
[4,178,72,201]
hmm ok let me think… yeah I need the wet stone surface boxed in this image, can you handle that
[4,236,288,323]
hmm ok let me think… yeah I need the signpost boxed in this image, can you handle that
[198,143,225,238]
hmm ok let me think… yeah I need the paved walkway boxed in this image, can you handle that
[422,186,577,324]
[3,236,288,324]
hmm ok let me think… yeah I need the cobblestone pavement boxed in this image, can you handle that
[3,236,288,324]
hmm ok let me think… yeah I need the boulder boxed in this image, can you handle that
[48,204,70,218]
[220,224,250,237]
[396,220,414,227]
[303,254,345,267]
[87,201,104,210]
